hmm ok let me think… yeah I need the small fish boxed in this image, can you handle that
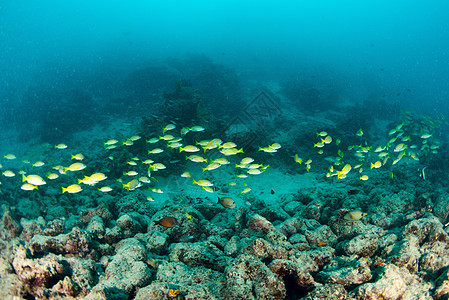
[129,135,141,141]
[71,153,84,160]
[360,175,369,181]
[294,154,302,164]
[344,210,367,221]
[180,127,190,135]
[220,148,244,156]
[247,169,263,175]
[2,170,15,177]
[317,131,328,137]
[123,179,140,191]
[124,171,138,176]
[104,139,118,146]
[192,179,213,187]
[151,188,164,193]
[148,148,164,154]
[105,145,117,150]
[219,142,237,149]
[32,161,45,167]
[64,163,86,172]
[181,172,191,178]
[98,186,113,192]
[271,189,275,195]
[163,124,176,133]
[47,173,59,180]
[146,137,159,144]
[203,163,221,172]
[150,163,166,171]
[240,157,254,165]
[218,197,236,209]
[3,154,16,160]
[356,129,364,137]
[240,187,251,194]
[154,217,177,228]
[322,136,332,144]
[62,184,82,194]
[22,174,46,185]
[186,155,207,163]
[370,161,382,169]
[189,125,205,132]
[180,145,200,153]
[178,235,195,242]
[123,139,134,146]
[54,143,68,149]
[127,161,138,166]
[21,183,37,191]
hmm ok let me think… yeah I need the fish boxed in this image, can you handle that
[322,136,332,144]
[146,137,159,144]
[21,183,37,191]
[247,169,263,175]
[189,126,205,132]
[203,138,223,152]
[129,135,141,141]
[154,217,177,228]
[71,153,84,160]
[178,235,195,242]
[356,129,364,137]
[259,146,277,153]
[139,176,151,183]
[127,161,138,166]
[220,148,243,156]
[317,131,328,137]
[64,163,86,172]
[2,170,15,177]
[181,172,191,178]
[22,174,46,185]
[219,142,237,149]
[122,139,134,146]
[3,154,16,160]
[47,173,59,180]
[202,186,214,193]
[180,145,200,153]
[32,161,45,167]
[104,139,118,146]
[240,187,251,194]
[186,155,207,163]
[218,197,236,209]
[203,163,221,172]
[151,188,164,193]
[394,143,407,152]
[420,133,432,139]
[294,154,302,164]
[192,179,213,187]
[54,143,68,149]
[240,157,254,165]
[370,161,382,169]
[314,141,325,148]
[123,179,140,191]
[142,159,154,165]
[148,148,164,154]
[98,186,113,192]
[150,163,166,171]
[360,175,369,181]
[212,158,230,165]
[159,134,174,141]
[105,145,117,150]
[344,210,367,221]
[163,124,176,133]
[62,184,82,194]
[180,127,190,135]
[167,142,183,149]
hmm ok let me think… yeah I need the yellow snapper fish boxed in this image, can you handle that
[123,179,140,191]
[180,127,190,136]
[32,161,45,167]
[219,142,237,149]
[21,183,38,191]
[127,161,138,166]
[220,148,243,156]
[240,187,251,194]
[240,157,254,165]
[247,169,263,175]
[180,145,200,153]
[2,170,15,177]
[317,131,328,137]
[46,173,59,180]
[104,139,118,146]
[123,139,134,146]
[54,143,68,149]
[322,136,332,144]
[148,148,164,154]
[394,143,407,152]
[336,164,352,179]
[159,134,174,141]
[142,159,154,165]
[356,129,364,137]
[181,172,191,178]
[139,176,151,183]
[186,155,207,163]
[62,184,82,194]
[22,174,46,185]
[314,141,325,148]
[294,154,302,164]
[64,163,86,172]
[124,171,138,176]
[189,125,205,132]
[203,163,221,172]
[360,175,369,181]
[71,153,84,160]
[208,158,226,166]
[167,142,183,149]
[98,186,113,193]
[163,123,176,133]
[150,163,166,171]
[192,179,213,187]
[146,137,159,144]
[370,161,382,169]
[203,139,223,152]
[269,143,281,150]
[259,146,277,153]
[105,145,117,150]
[4,154,17,160]
[129,135,141,141]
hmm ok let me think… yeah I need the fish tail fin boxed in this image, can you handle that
[62,187,67,193]
[22,174,26,182]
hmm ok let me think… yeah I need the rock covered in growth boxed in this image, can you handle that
[351,264,433,299]
[29,227,92,257]
[316,255,372,286]
[169,241,230,271]
[225,254,286,299]
[20,217,45,241]
[336,225,385,257]
[0,206,21,240]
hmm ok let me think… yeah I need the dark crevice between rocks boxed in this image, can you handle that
[284,274,311,299]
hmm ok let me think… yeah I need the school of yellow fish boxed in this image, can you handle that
[0,111,444,204]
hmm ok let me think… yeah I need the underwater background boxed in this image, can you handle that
[1,1,449,299]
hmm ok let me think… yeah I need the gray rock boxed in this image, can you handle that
[316,255,371,286]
